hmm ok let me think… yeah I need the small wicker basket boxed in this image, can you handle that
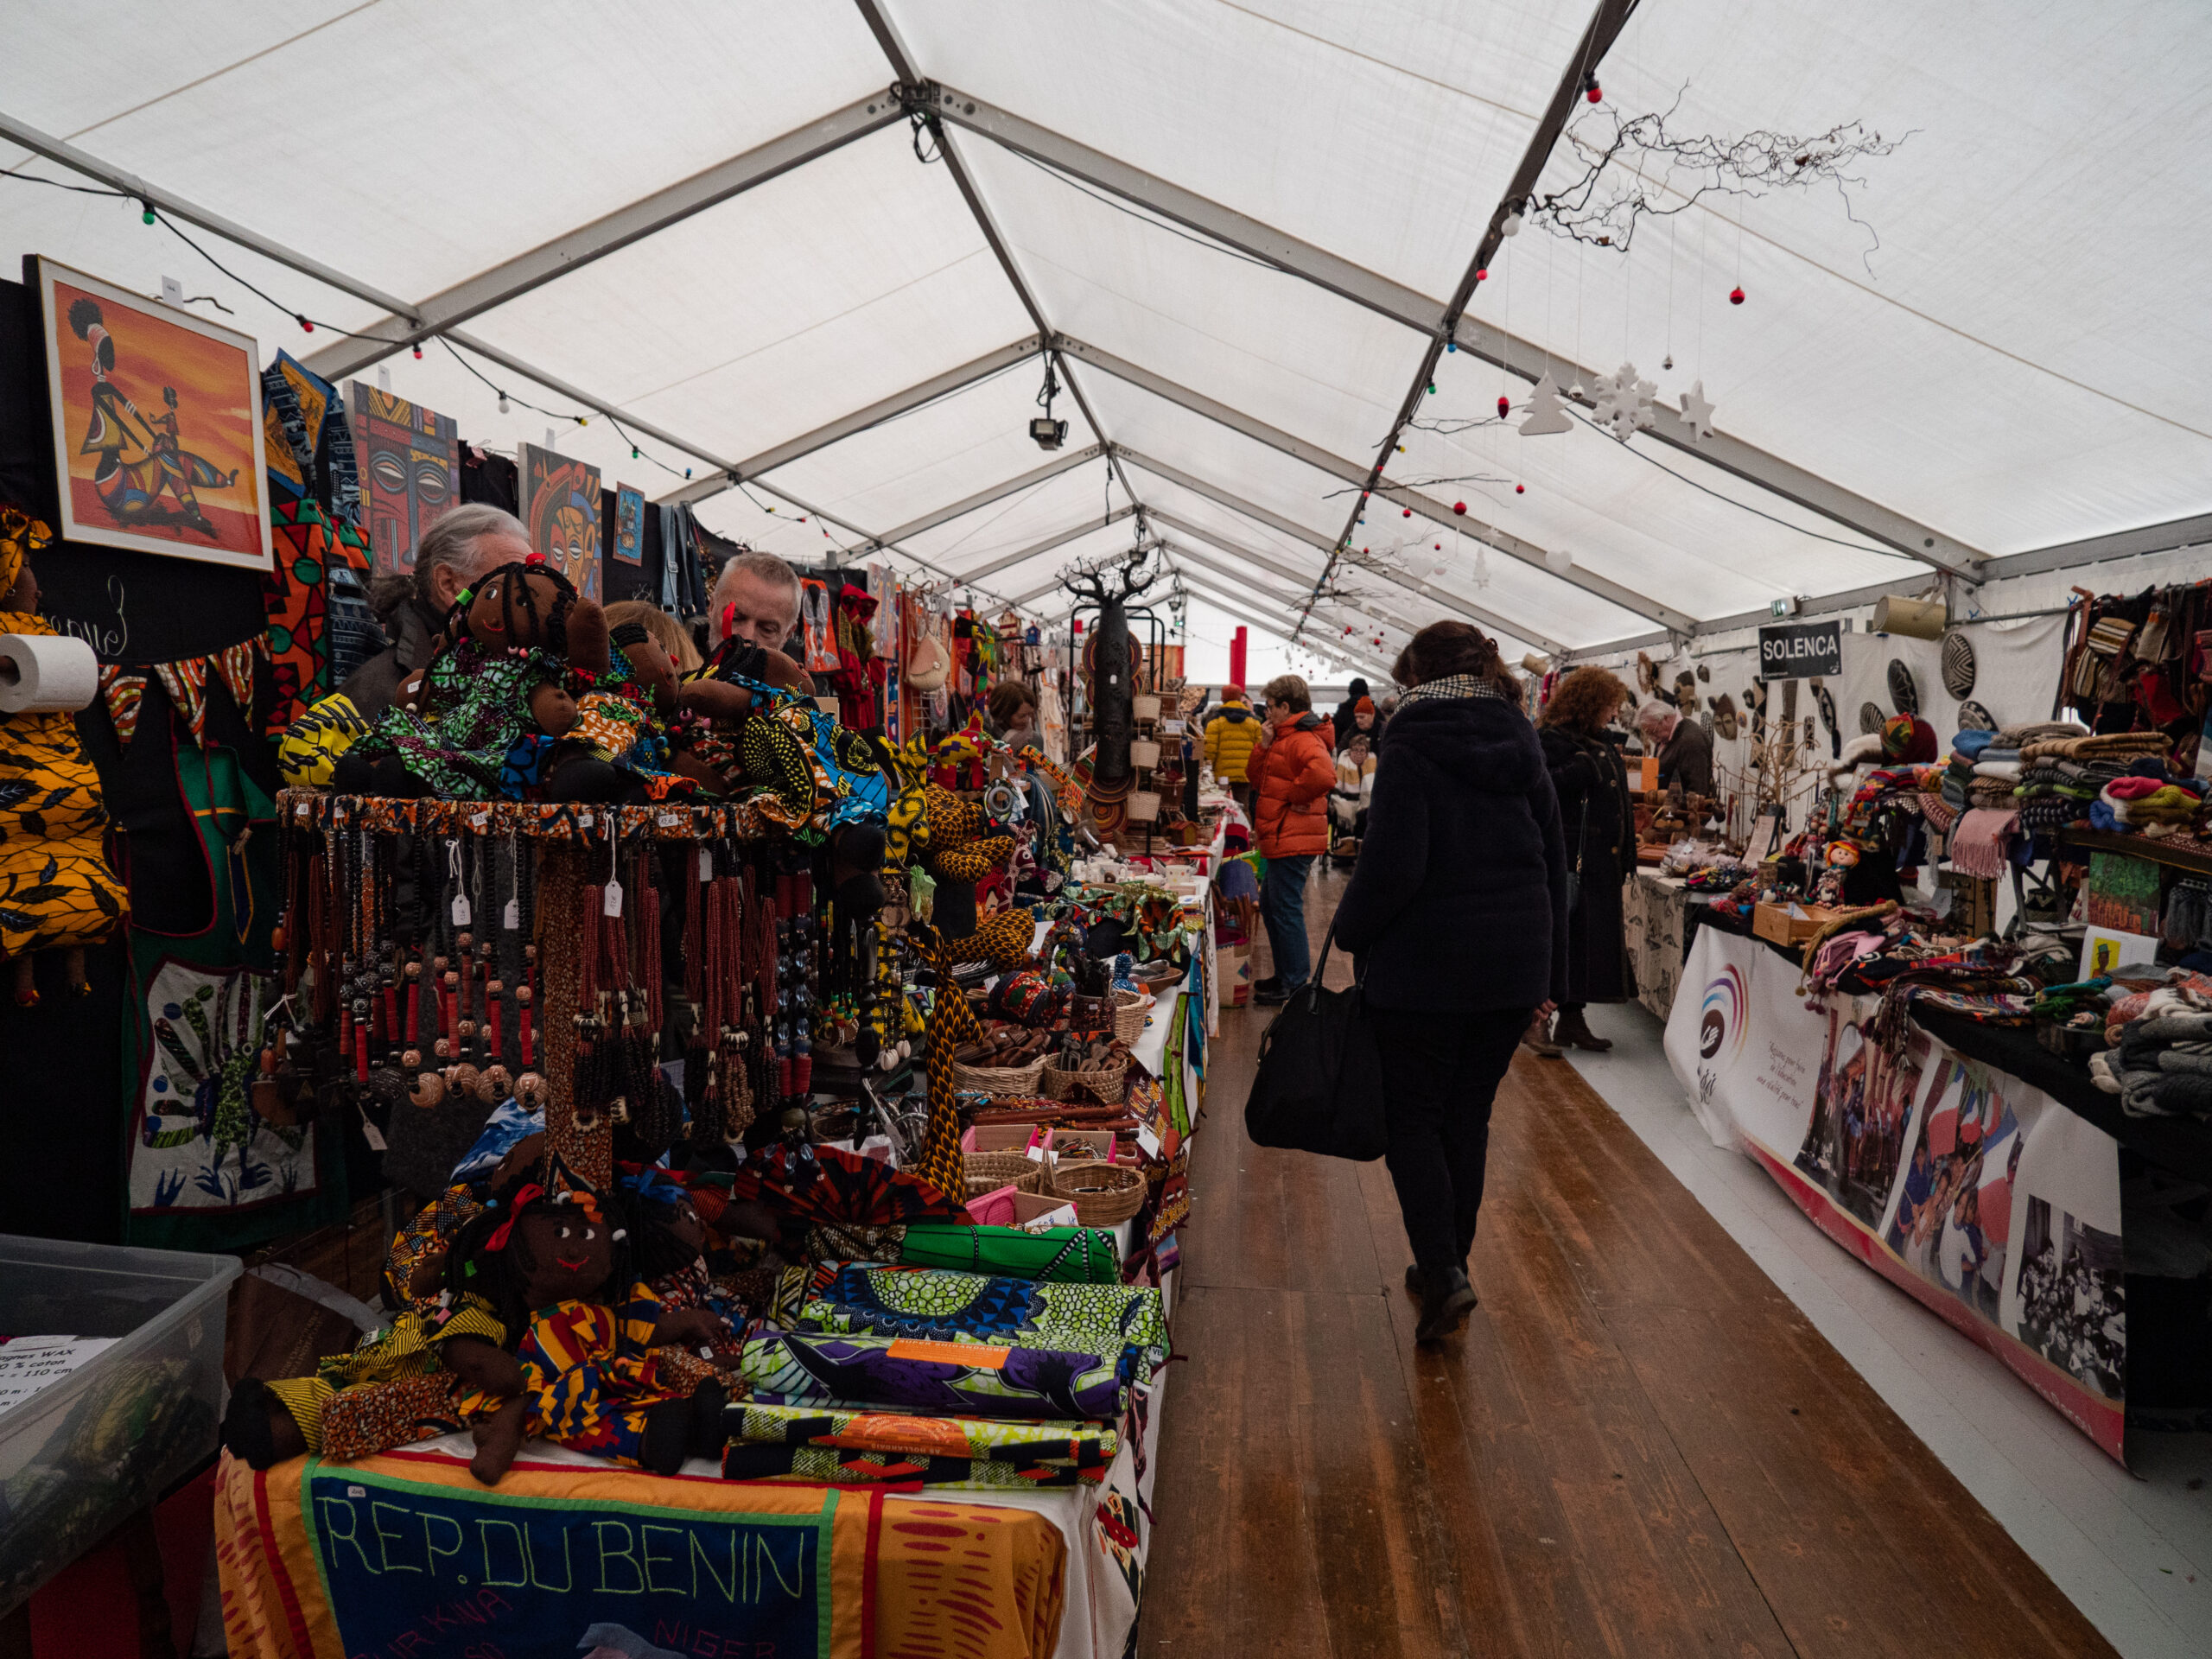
[1049,1161,1147,1227]
[1113,989,1154,1044]
[964,1150,1043,1197]
[1041,1058,1128,1105]
[951,1056,1048,1097]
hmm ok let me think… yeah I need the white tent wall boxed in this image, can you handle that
[1,1,2206,668]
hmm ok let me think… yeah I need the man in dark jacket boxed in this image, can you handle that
[1637,699,1713,795]
[1331,677,1370,750]
[1332,621,1568,1344]
[340,504,531,721]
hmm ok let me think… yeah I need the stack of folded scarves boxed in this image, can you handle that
[1968,740,2023,809]
[2090,975,2212,1118]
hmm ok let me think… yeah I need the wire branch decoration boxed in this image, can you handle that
[1525,90,1909,269]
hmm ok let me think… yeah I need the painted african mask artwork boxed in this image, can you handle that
[518,442,601,602]
[345,383,459,577]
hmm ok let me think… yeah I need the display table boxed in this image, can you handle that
[1665,925,2130,1462]
[1624,870,1690,1021]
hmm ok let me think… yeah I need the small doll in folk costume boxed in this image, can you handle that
[333,557,595,799]
[619,1167,754,1362]
[0,508,127,1002]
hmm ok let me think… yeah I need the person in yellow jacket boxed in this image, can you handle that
[1202,686,1263,807]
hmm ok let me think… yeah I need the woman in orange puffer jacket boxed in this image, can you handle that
[1248,677,1336,1001]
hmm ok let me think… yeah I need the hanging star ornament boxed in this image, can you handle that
[1517,371,1574,437]
[1678,380,1717,443]
[1591,362,1658,441]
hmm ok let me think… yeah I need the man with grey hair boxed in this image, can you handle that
[340,504,531,720]
[710,549,803,656]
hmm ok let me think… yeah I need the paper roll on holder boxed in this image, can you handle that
[0,632,100,715]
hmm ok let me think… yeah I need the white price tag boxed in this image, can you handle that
[603,879,624,918]
[658,810,683,827]
[360,1119,386,1153]
[698,848,714,882]
[503,898,519,931]
[450,894,471,926]
[294,800,310,817]
[470,811,488,830]
[576,811,594,828]
[1023,1141,1046,1162]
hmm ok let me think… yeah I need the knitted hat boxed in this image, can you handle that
[1352,696,1374,715]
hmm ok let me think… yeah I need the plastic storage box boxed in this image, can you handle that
[0,1234,239,1615]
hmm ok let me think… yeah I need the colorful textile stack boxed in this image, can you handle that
[1968,742,2023,809]
[1942,728,1993,810]
[2014,753,2104,836]
[792,1263,1168,1376]
[2094,772,2205,836]
[2089,975,2212,1117]
[721,1401,1120,1489]
[736,1329,1136,1421]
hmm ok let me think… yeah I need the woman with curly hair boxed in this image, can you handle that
[1538,665,1636,1052]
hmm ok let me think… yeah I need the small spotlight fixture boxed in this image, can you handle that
[1030,356,1069,450]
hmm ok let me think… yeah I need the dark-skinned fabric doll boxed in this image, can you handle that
[219,1136,549,1471]
[0,507,127,1001]
[334,558,594,799]
[620,1170,751,1364]
[463,1185,730,1484]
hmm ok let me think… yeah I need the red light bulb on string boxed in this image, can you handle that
[412,344,423,359]
[1730,286,1745,305]
[1497,395,1510,418]
[1474,268,1489,283]
[1583,73,1602,104]
[296,315,314,333]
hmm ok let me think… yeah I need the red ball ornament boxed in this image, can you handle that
[1475,268,1489,283]
[1452,501,1467,515]
[1402,507,1412,518]
[1515,483,1526,494]
[1584,75,1602,104]
[1729,285,1745,305]
[1497,395,1510,417]
[1433,543,1442,550]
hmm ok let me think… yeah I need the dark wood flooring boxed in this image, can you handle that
[1138,869,2113,1658]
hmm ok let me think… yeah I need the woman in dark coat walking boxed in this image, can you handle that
[1537,666,1637,1052]
[1332,622,1568,1343]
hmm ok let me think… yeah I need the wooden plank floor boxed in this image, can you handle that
[1139,869,2113,1659]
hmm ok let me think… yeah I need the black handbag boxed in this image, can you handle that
[1242,920,1387,1162]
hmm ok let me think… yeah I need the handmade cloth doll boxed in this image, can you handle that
[0,507,127,1001]
[622,1170,752,1360]
[333,559,595,799]
[543,621,698,803]
[462,1184,730,1483]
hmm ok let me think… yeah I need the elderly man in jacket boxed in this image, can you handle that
[1249,673,1336,1004]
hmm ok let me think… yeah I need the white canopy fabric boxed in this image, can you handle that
[3,0,2207,675]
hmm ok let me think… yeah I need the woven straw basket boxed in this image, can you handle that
[1049,1161,1147,1227]
[1041,1058,1128,1105]
[951,1056,1048,1097]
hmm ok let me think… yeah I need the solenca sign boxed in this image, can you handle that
[1758,620,1841,681]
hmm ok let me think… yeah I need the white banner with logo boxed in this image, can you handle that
[1666,925,2126,1461]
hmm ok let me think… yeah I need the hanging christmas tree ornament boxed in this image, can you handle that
[1402,508,1412,518]
[1729,286,1746,305]
[1475,268,1489,283]
[1515,484,1526,494]
[1452,501,1466,515]
[1518,371,1573,436]
[1678,381,1717,443]
[1583,72,1602,104]
[1497,395,1511,418]
[1941,629,1977,698]
[1591,363,1658,440]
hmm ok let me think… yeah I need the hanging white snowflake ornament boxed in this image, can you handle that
[1592,363,1658,440]
[1518,371,1573,436]
[1678,380,1717,443]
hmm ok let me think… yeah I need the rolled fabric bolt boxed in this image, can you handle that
[0,633,98,713]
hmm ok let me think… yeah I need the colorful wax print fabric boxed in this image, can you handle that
[721,1402,1117,1490]
[797,1265,1166,1377]
[896,1221,1122,1284]
[348,638,569,798]
[738,1330,1131,1421]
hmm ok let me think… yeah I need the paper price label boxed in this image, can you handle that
[576,811,594,828]
[502,898,519,931]
[603,879,624,918]
[470,811,488,830]
[658,810,683,828]
[450,895,471,926]
[698,848,714,882]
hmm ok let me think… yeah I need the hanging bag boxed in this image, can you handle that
[1242,918,1386,1161]
[1565,791,1591,914]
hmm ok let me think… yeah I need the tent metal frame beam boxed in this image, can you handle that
[856,3,1144,517]
[1165,542,1411,653]
[1166,567,1394,681]
[1064,336,1682,632]
[302,92,908,381]
[0,111,420,319]
[1147,507,1554,658]
[863,443,1107,550]
[941,504,1141,587]
[1119,451,1571,653]
[1303,0,1643,637]
[659,337,1043,506]
[918,80,1975,582]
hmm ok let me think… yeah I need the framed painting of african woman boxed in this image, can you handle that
[29,255,272,572]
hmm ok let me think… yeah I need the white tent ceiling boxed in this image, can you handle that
[3,0,2208,672]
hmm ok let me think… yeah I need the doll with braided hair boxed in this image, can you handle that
[335,559,594,798]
